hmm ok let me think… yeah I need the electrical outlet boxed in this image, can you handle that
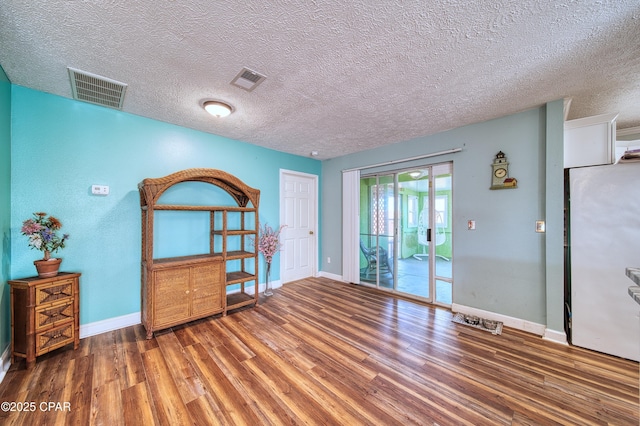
[91,185,110,196]
[327,257,331,264]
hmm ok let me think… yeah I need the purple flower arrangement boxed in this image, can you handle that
[21,212,69,260]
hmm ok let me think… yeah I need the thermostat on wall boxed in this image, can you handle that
[91,185,109,196]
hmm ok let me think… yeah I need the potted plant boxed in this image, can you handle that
[21,212,70,277]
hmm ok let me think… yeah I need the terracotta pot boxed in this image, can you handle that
[34,258,62,278]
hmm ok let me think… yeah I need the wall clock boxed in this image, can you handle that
[490,151,517,189]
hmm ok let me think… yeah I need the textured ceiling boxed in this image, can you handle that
[1,1,639,159]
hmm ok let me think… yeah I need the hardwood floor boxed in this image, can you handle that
[1,277,638,425]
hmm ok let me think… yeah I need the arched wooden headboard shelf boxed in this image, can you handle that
[138,168,260,209]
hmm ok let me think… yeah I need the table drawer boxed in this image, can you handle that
[35,279,74,307]
[35,321,74,356]
[35,300,74,331]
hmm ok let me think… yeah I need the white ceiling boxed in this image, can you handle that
[1,1,639,160]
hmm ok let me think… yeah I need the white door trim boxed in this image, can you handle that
[279,169,319,282]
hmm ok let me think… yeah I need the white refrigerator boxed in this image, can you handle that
[569,162,640,361]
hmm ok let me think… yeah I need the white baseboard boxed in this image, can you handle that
[311,277,567,343]
[451,304,568,344]
[262,280,282,291]
[0,344,10,384]
[80,312,141,339]
[543,328,568,345]
[451,303,549,337]
[79,281,286,340]
[317,271,344,282]
[271,280,282,290]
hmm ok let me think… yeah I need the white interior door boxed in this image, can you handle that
[280,170,318,283]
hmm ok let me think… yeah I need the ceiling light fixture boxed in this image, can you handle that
[409,171,422,179]
[203,100,233,118]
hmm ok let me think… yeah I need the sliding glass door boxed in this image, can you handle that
[359,162,453,305]
[359,173,395,289]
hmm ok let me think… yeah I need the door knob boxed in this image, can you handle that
[309,231,314,235]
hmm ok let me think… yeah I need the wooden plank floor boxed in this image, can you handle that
[0,277,638,425]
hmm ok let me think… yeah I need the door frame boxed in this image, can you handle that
[279,169,319,283]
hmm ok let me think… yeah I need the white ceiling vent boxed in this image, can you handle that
[230,67,266,92]
[68,67,127,109]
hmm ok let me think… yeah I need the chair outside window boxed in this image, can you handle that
[360,240,393,277]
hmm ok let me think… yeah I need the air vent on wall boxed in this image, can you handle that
[67,67,127,109]
[230,67,266,92]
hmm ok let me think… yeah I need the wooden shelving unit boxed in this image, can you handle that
[139,168,260,339]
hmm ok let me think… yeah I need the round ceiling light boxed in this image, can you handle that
[203,100,233,118]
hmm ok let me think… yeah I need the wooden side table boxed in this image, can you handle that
[8,272,80,369]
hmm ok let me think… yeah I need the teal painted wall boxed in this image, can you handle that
[10,86,320,326]
[322,104,563,326]
[0,66,11,359]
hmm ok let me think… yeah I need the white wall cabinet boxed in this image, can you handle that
[564,112,617,168]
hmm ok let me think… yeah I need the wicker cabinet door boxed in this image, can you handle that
[153,268,191,328]
[190,262,223,317]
